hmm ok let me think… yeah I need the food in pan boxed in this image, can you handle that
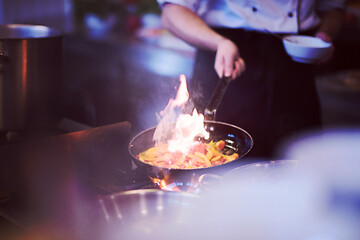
[137,140,239,169]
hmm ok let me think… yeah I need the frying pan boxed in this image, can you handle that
[128,76,253,186]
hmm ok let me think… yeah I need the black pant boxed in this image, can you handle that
[190,28,321,158]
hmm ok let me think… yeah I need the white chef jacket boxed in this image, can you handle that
[157,0,346,33]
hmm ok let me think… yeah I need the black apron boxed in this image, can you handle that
[189,28,321,158]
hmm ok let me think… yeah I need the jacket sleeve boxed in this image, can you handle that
[156,0,199,12]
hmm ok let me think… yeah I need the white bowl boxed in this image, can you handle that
[282,35,332,64]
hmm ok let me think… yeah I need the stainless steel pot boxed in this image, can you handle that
[198,160,299,191]
[0,24,63,132]
[77,189,199,240]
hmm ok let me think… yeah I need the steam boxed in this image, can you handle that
[153,102,182,144]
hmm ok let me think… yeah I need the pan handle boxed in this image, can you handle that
[204,76,232,121]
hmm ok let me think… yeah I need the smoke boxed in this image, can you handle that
[153,128,360,240]
[153,102,182,144]
[283,128,360,195]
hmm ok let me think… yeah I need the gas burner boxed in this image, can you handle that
[150,177,201,193]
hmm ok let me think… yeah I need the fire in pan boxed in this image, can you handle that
[128,75,253,190]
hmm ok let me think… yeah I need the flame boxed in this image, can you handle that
[173,74,189,107]
[159,74,189,117]
[168,108,209,153]
[150,177,181,191]
[153,74,209,155]
[150,176,200,193]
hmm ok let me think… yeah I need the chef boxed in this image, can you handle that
[156,0,345,158]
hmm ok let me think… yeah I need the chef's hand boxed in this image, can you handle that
[215,39,245,80]
[315,32,334,64]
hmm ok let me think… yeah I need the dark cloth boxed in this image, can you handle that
[189,28,321,158]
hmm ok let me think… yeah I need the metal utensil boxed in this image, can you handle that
[204,76,232,121]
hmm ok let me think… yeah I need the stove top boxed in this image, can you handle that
[0,120,261,235]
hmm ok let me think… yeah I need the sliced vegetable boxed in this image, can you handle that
[136,140,238,169]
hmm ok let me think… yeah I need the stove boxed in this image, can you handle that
[0,120,258,236]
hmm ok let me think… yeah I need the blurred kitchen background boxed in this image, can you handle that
[1,0,196,138]
[0,1,360,239]
[0,0,359,136]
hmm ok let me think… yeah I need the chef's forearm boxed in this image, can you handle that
[316,8,344,40]
[161,3,227,51]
